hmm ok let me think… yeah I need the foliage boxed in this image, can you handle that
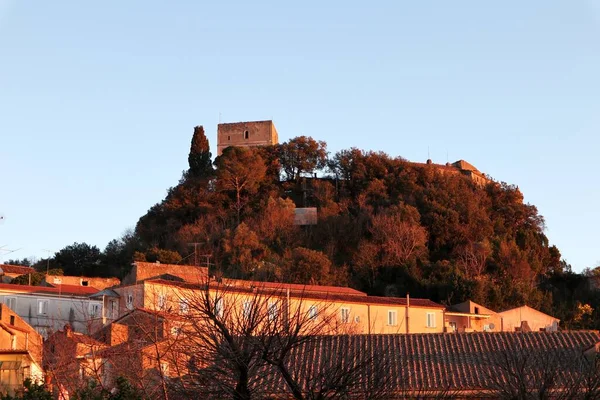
[42,127,600,329]
[187,125,213,178]
[12,268,63,286]
[72,377,143,400]
[1,379,53,400]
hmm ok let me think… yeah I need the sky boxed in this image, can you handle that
[0,1,598,271]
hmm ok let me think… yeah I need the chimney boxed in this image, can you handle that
[64,323,73,338]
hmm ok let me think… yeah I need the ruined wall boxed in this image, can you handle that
[217,120,278,155]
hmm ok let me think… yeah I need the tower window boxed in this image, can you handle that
[244,130,249,139]
[228,135,231,140]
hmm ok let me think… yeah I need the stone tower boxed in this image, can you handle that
[217,120,279,156]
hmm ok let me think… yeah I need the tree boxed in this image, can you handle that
[215,147,267,224]
[54,243,103,277]
[187,126,213,178]
[283,247,332,285]
[0,379,53,400]
[279,136,328,182]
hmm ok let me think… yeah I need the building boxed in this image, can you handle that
[445,300,504,332]
[44,324,107,399]
[0,264,35,284]
[113,276,445,335]
[0,283,104,337]
[444,301,559,333]
[216,120,279,156]
[0,304,43,395]
[122,261,208,286]
[499,305,559,332]
[43,275,120,291]
[417,159,490,186]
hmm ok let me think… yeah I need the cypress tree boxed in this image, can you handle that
[188,125,213,177]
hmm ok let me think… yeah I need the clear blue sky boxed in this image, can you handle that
[0,1,598,271]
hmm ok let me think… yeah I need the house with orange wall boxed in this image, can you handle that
[0,304,43,395]
[113,277,446,335]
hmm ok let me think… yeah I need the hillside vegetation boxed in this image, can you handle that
[12,126,599,329]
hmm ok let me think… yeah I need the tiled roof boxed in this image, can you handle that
[145,279,444,309]
[256,332,600,395]
[0,264,35,275]
[221,278,367,296]
[0,283,99,296]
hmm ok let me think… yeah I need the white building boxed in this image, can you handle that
[0,283,104,337]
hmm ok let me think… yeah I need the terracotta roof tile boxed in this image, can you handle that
[0,282,99,296]
[0,264,35,275]
[255,332,600,395]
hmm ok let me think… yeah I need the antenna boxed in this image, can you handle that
[42,249,54,274]
[218,112,222,124]
[187,243,202,266]
[446,149,449,164]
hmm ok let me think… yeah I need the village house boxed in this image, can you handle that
[444,300,559,333]
[0,304,43,396]
[0,283,104,337]
[0,264,35,284]
[499,305,559,332]
[44,324,108,399]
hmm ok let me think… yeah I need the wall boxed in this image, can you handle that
[217,120,278,156]
[0,294,103,336]
[45,275,120,290]
[499,306,559,332]
[130,281,445,335]
[122,262,208,285]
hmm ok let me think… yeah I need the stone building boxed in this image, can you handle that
[216,120,279,156]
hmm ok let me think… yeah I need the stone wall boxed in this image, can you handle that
[217,120,278,155]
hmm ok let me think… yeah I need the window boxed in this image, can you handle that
[388,310,398,326]
[157,294,166,309]
[179,299,189,314]
[449,321,457,332]
[227,135,231,140]
[110,300,118,318]
[244,130,249,139]
[9,316,15,325]
[37,300,49,315]
[160,362,169,377]
[308,305,318,320]
[89,303,101,318]
[426,312,436,328]
[214,298,224,318]
[340,307,350,323]
[474,307,480,315]
[243,300,253,320]
[4,297,16,310]
[170,325,182,336]
[81,280,89,287]
[268,302,279,322]
[126,294,134,309]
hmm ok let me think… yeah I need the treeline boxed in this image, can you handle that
[9,126,600,329]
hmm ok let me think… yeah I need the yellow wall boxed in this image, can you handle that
[134,282,445,335]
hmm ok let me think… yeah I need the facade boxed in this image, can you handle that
[0,304,43,395]
[444,301,559,333]
[499,305,559,332]
[113,278,445,335]
[216,120,279,156]
[417,158,490,186]
[0,264,35,284]
[0,283,104,337]
[43,275,120,291]
[122,261,208,286]
[44,324,107,399]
